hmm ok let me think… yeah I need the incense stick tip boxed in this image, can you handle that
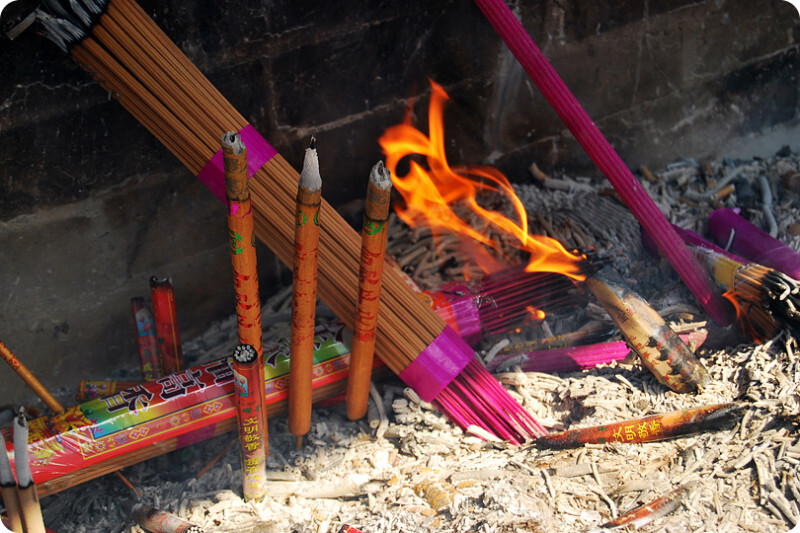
[369,160,392,190]
[232,343,258,364]
[299,140,321,191]
[309,134,316,150]
[221,131,245,156]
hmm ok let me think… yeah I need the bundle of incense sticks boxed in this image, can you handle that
[289,138,322,445]
[423,265,589,347]
[347,161,393,421]
[2,320,386,497]
[488,329,707,374]
[222,131,269,454]
[36,1,544,443]
[149,277,183,374]
[709,207,800,281]
[131,297,162,380]
[532,403,742,449]
[642,224,798,339]
[473,0,731,327]
[586,265,710,393]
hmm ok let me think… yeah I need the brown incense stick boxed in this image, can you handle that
[346,161,393,421]
[586,265,710,393]
[0,339,62,413]
[289,137,322,446]
[0,430,23,533]
[14,410,46,533]
[222,131,268,454]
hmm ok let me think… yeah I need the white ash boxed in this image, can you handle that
[37,148,800,532]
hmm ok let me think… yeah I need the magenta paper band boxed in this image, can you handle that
[709,208,800,280]
[197,124,278,202]
[398,326,473,402]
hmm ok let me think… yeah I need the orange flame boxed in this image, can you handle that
[379,80,585,280]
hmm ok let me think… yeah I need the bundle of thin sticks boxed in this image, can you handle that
[35,0,543,442]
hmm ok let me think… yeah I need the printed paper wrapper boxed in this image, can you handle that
[2,322,354,486]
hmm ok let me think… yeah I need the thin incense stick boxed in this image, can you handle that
[35,0,546,444]
[149,277,184,374]
[347,161,393,421]
[222,131,268,452]
[131,297,163,380]
[0,339,62,413]
[586,265,710,393]
[0,431,23,533]
[473,0,731,326]
[231,344,268,502]
[289,138,322,445]
[14,411,46,533]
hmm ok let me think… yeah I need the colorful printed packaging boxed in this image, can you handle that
[2,322,353,487]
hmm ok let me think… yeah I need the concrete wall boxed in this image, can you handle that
[1,0,798,408]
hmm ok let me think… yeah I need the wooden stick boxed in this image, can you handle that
[0,430,23,533]
[289,138,322,446]
[13,411,45,533]
[149,276,184,374]
[0,340,62,413]
[222,131,269,454]
[346,161,393,421]
[231,344,268,502]
[194,439,235,480]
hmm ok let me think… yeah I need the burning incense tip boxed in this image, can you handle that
[221,131,245,156]
[300,137,321,191]
[13,410,32,489]
[369,160,392,190]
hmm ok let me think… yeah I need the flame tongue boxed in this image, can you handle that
[380,80,585,280]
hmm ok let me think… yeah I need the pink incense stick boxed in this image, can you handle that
[473,0,731,326]
[708,208,800,281]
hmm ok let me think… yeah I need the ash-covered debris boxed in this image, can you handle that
[36,147,800,532]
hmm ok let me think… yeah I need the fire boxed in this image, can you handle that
[379,80,585,280]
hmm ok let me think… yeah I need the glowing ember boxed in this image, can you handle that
[379,80,585,280]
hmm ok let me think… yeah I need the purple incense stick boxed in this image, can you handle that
[708,208,800,281]
[473,0,731,326]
